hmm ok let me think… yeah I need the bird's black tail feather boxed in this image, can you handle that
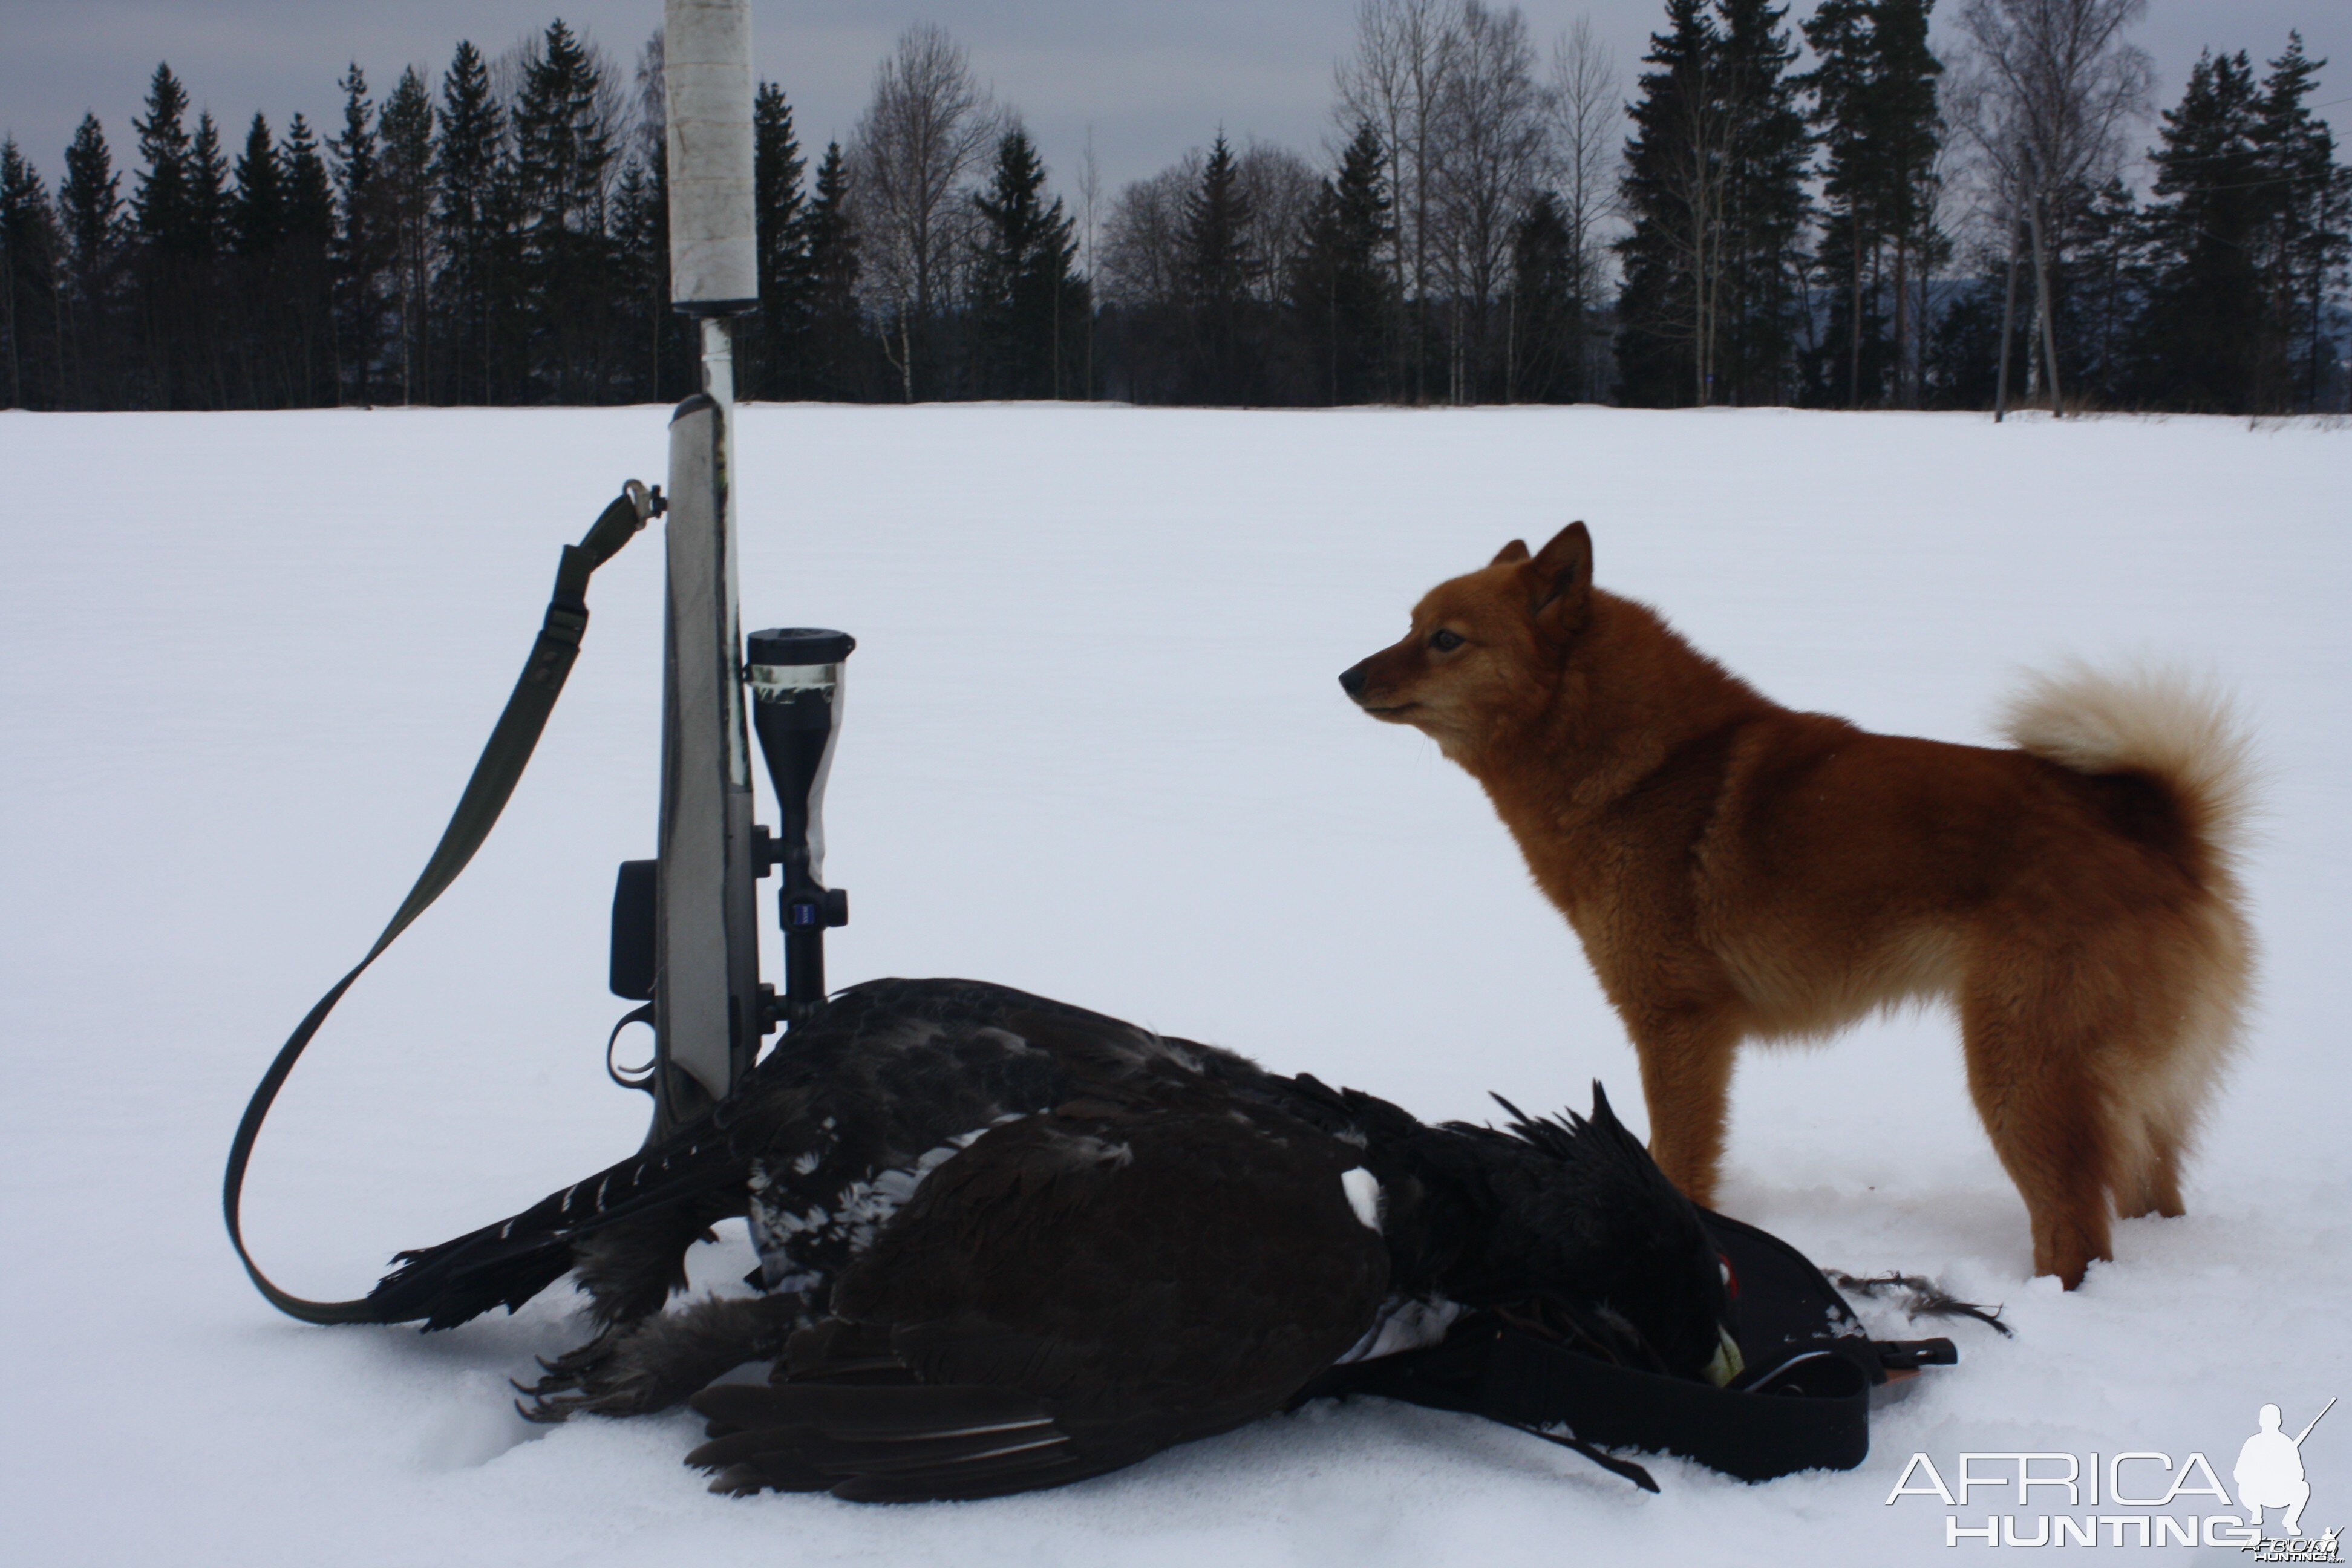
[365,1119,754,1330]
[365,1210,586,1331]
[687,1382,1107,1501]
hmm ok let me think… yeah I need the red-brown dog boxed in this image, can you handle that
[1341,523,2253,1287]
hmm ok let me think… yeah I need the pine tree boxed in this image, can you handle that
[802,140,872,400]
[1183,132,1259,402]
[1710,0,1811,405]
[751,81,811,398]
[1869,0,1942,406]
[430,41,506,404]
[1799,0,1884,406]
[186,111,230,405]
[1615,0,1720,404]
[329,63,384,402]
[230,115,284,257]
[379,67,435,403]
[281,113,338,405]
[2067,177,2142,405]
[59,117,122,291]
[1,139,66,408]
[609,154,665,400]
[1289,121,1394,405]
[189,114,227,255]
[970,127,1082,399]
[1801,0,1945,408]
[1617,0,1811,406]
[131,62,199,406]
[57,114,125,407]
[2253,34,2350,411]
[131,66,194,250]
[229,114,286,403]
[513,24,617,240]
[2135,50,2268,410]
[1920,251,2008,408]
[1508,191,1575,402]
[512,22,619,399]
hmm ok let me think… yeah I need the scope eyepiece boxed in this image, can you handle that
[748,627,856,668]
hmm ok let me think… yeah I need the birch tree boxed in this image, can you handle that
[1428,0,1546,402]
[1336,0,1459,399]
[1950,0,2151,411]
[1547,18,1619,400]
[848,22,997,400]
[1237,141,1321,306]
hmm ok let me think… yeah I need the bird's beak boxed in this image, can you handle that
[1704,1325,1745,1388]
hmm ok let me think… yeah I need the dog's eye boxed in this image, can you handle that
[1429,629,1465,652]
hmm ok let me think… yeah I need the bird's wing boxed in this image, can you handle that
[364,978,1264,1334]
[362,979,1115,1330]
[687,1096,1390,1500]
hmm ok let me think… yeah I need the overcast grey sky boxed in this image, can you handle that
[1,1,2342,201]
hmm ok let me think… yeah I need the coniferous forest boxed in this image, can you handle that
[1,1,2345,414]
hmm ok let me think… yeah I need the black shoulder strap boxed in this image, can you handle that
[1292,1207,1929,1487]
[223,483,655,1325]
[1475,1321,1872,1483]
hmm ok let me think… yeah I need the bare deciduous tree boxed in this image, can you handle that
[848,22,998,400]
[1236,142,1321,305]
[1336,0,1460,399]
[1098,142,1314,311]
[1099,155,1199,309]
[632,28,665,163]
[1547,18,1619,399]
[1672,74,1734,406]
[1950,0,2152,413]
[1425,0,1546,402]
[1079,125,1100,395]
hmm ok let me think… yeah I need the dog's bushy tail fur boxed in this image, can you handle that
[2001,661,2258,1217]
[2001,662,2258,882]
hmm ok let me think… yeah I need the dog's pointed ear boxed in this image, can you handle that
[1491,538,1532,567]
[1526,521,1593,633]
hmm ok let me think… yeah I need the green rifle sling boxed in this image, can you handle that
[222,485,653,1325]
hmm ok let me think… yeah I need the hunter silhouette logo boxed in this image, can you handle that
[2238,1399,2334,1551]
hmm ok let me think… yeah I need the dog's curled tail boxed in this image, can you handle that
[2001,663,2258,1208]
[2001,661,2258,886]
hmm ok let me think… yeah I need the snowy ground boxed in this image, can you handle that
[2,402,2346,1566]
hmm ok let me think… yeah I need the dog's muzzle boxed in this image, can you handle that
[1338,662,1369,701]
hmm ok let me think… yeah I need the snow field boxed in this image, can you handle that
[1,401,2345,1565]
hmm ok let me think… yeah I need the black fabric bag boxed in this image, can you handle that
[1299,1210,1955,1483]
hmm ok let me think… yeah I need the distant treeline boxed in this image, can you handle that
[1,0,2346,414]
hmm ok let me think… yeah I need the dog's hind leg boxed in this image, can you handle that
[1959,967,2119,1289]
[1625,1002,1744,1210]
[2112,1024,2223,1221]
[2112,1043,2197,1221]
[2114,908,2251,1221]
[2114,1120,2186,1221]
